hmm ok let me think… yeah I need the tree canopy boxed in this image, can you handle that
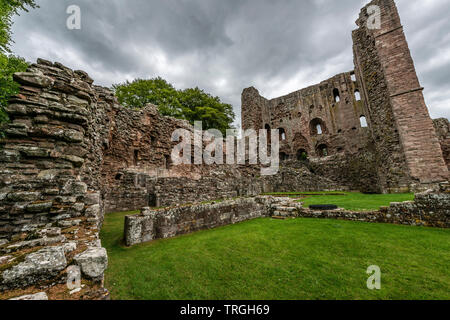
[0,54,28,122]
[1,0,37,53]
[113,78,235,134]
[0,0,36,126]
[113,78,183,119]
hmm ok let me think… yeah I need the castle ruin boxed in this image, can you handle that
[0,0,448,300]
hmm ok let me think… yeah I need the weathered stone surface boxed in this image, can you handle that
[57,219,81,228]
[6,192,40,202]
[73,247,108,279]
[17,146,51,158]
[1,246,67,288]
[0,150,21,162]
[125,197,277,246]
[13,72,54,88]
[26,201,53,213]
[61,155,84,167]
[0,255,12,265]
[9,292,49,300]
[62,241,77,253]
[62,182,87,195]
[4,104,27,115]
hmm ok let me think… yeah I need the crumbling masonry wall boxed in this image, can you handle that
[352,0,448,191]
[433,118,450,171]
[124,196,283,246]
[126,191,449,247]
[241,0,449,193]
[0,59,109,299]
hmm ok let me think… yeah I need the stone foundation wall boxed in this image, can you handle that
[124,196,281,246]
[105,163,345,212]
[309,149,381,193]
[125,191,449,247]
[296,192,449,228]
[433,118,450,171]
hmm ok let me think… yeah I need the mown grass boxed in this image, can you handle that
[101,211,450,300]
[297,192,415,211]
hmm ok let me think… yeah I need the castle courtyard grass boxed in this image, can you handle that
[101,211,450,300]
[297,192,415,211]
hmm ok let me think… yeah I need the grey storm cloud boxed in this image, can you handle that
[10,0,450,126]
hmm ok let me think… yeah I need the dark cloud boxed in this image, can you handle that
[10,0,450,125]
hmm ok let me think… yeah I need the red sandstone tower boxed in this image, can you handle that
[352,0,448,191]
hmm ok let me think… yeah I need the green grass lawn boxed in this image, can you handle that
[286,192,414,211]
[101,212,450,300]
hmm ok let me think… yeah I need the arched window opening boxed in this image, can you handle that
[317,144,328,157]
[360,116,368,128]
[297,149,308,161]
[351,73,356,82]
[355,90,361,101]
[316,124,323,135]
[333,88,340,103]
[310,118,326,136]
[280,152,288,162]
[279,128,286,141]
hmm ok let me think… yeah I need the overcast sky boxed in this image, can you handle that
[10,0,450,127]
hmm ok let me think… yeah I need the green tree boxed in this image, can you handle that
[113,78,183,118]
[1,0,37,53]
[0,54,28,122]
[178,87,235,135]
[113,78,235,134]
[0,0,36,128]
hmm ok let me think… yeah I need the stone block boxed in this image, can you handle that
[9,292,48,300]
[73,247,108,280]
[13,72,54,88]
[1,246,67,288]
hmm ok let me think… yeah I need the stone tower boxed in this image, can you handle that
[353,0,448,191]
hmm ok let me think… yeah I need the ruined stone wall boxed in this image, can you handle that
[124,196,285,246]
[433,118,450,170]
[104,162,344,212]
[241,0,448,193]
[99,102,194,212]
[242,72,368,159]
[297,192,450,228]
[309,148,381,193]
[126,190,449,247]
[0,59,109,299]
[352,0,448,191]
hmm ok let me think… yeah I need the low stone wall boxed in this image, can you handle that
[124,192,449,247]
[296,192,450,228]
[124,196,281,246]
[106,163,344,213]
